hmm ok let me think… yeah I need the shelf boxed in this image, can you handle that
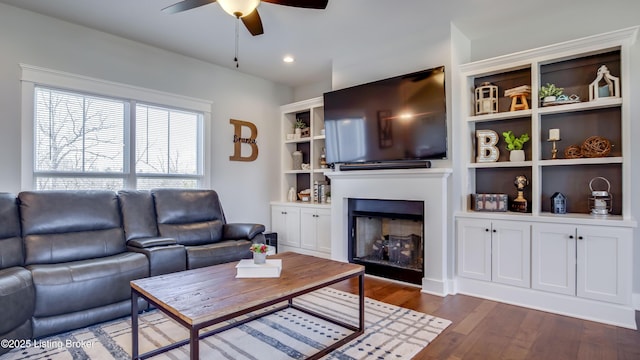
[456,210,636,227]
[538,157,622,166]
[538,97,622,115]
[469,160,532,168]
[285,137,311,144]
[284,170,312,174]
[467,109,532,123]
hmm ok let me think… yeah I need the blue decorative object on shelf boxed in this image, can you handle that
[551,192,567,214]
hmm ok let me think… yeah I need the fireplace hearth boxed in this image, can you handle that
[348,198,424,284]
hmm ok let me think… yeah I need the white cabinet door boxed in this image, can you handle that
[299,208,332,254]
[457,218,492,281]
[315,208,332,253]
[531,223,576,296]
[577,226,631,304]
[271,205,300,247]
[491,221,531,288]
[300,208,317,250]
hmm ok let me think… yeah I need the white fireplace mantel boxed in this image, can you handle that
[326,168,453,296]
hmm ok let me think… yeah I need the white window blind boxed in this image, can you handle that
[33,86,204,190]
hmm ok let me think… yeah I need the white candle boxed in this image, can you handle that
[549,128,560,141]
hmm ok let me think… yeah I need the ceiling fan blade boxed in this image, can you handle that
[241,9,264,36]
[261,0,328,9]
[162,0,217,14]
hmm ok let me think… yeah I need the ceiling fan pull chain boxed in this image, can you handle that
[234,16,240,68]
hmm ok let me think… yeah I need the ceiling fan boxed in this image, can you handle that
[162,0,329,36]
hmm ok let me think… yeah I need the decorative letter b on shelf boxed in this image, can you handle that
[476,129,499,163]
[229,119,258,162]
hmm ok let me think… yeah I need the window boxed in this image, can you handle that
[23,66,210,191]
[135,104,202,190]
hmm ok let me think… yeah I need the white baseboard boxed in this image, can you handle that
[456,277,637,330]
[633,292,640,311]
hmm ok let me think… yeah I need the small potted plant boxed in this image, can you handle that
[250,243,269,264]
[294,119,307,139]
[539,83,564,105]
[502,131,530,162]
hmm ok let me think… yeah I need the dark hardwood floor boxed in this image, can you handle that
[331,276,640,360]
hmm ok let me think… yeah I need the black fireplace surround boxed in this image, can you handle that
[347,198,424,284]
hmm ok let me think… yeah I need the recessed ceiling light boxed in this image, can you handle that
[283,55,295,63]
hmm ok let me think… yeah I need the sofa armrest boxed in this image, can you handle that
[127,237,177,249]
[223,223,265,240]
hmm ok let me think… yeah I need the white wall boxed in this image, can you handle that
[0,3,292,227]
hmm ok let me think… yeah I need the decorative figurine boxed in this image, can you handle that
[551,192,567,214]
[512,175,529,212]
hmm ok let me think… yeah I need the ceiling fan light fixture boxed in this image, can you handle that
[218,0,260,18]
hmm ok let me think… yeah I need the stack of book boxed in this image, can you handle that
[235,259,282,278]
[313,180,330,203]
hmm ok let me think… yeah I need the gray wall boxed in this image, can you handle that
[0,3,292,227]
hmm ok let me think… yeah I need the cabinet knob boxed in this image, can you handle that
[492,229,497,233]
[578,236,583,240]
[569,235,574,239]
[485,228,490,232]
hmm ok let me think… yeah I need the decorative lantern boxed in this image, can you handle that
[589,65,620,101]
[588,177,612,215]
[475,82,498,115]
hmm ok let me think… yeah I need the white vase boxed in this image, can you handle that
[253,252,267,264]
[294,128,302,139]
[509,150,525,162]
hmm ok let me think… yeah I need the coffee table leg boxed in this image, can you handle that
[358,273,364,331]
[131,292,139,360]
[190,328,199,360]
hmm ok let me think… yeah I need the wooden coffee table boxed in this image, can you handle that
[130,252,365,360]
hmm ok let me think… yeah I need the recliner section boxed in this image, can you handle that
[19,190,150,339]
[0,193,34,356]
[151,189,264,269]
[0,188,265,354]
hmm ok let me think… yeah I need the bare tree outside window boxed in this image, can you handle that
[33,87,202,190]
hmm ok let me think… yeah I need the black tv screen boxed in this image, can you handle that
[323,66,447,165]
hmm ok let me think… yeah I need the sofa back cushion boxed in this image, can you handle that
[19,191,125,265]
[118,190,158,241]
[0,193,23,269]
[152,189,225,246]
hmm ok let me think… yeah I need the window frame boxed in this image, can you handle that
[20,64,212,190]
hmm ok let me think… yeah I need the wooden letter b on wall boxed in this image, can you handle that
[229,119,258,162]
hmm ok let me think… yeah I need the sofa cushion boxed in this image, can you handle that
[158,220,224,246]
[27,252,148,318]
[0,267,34,335]
[152,189,226,245]
[19,191,126,264]
[118,190,159,241]
[0,193,23,269]
[185,239,252,269]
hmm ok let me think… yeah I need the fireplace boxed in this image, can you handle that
[348,198,424,284]
[326,168,451,295]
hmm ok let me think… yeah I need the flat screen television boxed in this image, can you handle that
[323,66,447,166]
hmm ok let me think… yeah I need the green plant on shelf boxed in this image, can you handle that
[294,119,307,129]
[502,131,530,151]
[538,83,564,99]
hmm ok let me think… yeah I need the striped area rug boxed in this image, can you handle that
[3,288,451,359]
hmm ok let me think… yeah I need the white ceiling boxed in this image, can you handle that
[0,0,637,88]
